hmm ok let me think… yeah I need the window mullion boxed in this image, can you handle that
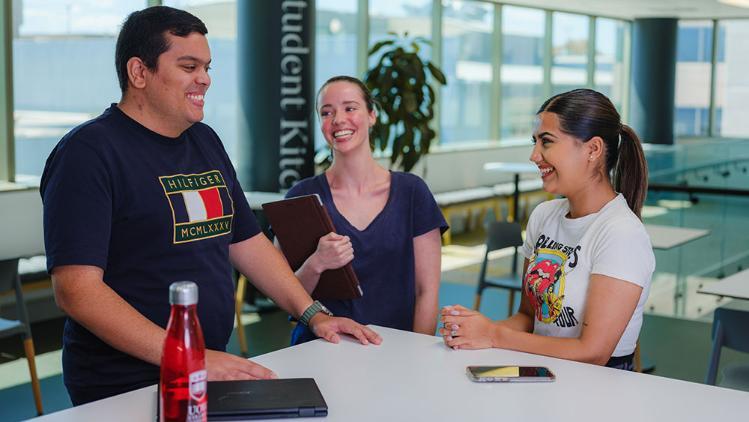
[708,19,718,137]
[0,0,14,182]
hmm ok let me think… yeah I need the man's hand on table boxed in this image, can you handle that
[309,314,382,345]
[205,349,277,381]
[205,316,380,382]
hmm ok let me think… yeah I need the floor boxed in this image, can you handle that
[3,138,749,420]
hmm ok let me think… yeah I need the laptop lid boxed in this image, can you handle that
[207,378,328,421]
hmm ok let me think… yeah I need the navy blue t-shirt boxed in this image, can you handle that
[286,172,448,344]
[40,105,259,400]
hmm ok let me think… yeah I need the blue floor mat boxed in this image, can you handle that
[0,374,71,421]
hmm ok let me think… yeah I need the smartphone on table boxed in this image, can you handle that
[466,366,555,383]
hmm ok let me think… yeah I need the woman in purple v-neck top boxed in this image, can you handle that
[283,76,448,344]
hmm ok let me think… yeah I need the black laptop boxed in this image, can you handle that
[207,378,328,420]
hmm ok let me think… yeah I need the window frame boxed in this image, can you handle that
[21,2,749,183]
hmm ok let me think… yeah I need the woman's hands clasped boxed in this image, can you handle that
[439,305,504,350]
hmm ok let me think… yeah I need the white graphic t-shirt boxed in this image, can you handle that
[520,194,655,357]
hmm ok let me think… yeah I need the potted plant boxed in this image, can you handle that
[365,32,447,173]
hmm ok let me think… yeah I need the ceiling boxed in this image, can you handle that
[501,0,749,19]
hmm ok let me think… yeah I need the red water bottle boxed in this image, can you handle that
[160,281,207,422]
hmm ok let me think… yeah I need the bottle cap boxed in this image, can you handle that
[169,281,198,306]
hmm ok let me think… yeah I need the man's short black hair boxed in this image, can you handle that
[115,6,207,93]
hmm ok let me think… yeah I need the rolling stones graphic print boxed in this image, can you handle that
[524,234,582,328]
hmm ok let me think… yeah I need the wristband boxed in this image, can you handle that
[299,300,333,326]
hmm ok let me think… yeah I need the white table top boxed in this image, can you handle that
[644,224,710,250]
[34,326,748,422]
[698,268,749,300]
[483,162,539,174]
[244,191,285,211]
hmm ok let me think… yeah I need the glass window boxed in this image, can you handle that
[165,0,238,161]
[500,5,544,139]
[440,0,494,144]
[368,0,432,67]
[715,20,749,138]
[551,12,589,96]
[13,0,146,183]
[674,20,713,137]
[315,0,357,150]
[594,18,626,111]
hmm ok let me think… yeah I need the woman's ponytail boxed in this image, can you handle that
[613,124,648,218]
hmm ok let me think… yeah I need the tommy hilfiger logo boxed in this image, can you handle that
[159,170,234,244]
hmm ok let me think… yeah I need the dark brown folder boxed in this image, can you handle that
[262,194,363,300]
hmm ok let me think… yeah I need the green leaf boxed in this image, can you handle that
[371,120,383,151]
[402,143,418,172]
[391,132,405,165]
[365,64,382,85]
[426,84,435,100]
[379,122,390,151]
[398,126,415,169]
[427,62,447,85]
[420,124,435,154]
[403,92,417,113]
[368,39,395,57]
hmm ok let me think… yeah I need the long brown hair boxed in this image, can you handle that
[537,89,648,218]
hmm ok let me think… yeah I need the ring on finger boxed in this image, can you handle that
[450,329,458,337]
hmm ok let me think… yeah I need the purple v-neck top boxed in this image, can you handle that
[285,171,448,344]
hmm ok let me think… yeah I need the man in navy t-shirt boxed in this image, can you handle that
[41,6,380,406]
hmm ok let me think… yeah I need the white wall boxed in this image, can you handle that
[0,188,45,260]
[377,143,535,193]
[722,22,749,137]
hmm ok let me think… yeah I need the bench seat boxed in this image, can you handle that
[436,179,548,244]
[18,256,48,284]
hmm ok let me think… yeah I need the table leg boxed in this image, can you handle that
[674,203,687,316]
[512,173,520,275]
[674,243,687,317]
[512,173,520,223]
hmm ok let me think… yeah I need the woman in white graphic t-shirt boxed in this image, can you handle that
[439,89,655,370]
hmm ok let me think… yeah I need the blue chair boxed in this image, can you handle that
[473,221,523,317]
[0,258,43,415]
[705,306,749,390]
